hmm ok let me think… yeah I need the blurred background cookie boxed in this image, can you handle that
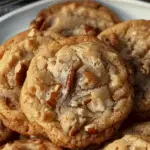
[99,20,150,121]
[29,1,120,39]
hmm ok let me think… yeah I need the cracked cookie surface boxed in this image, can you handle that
[20,36,132,149]
[0,29,54,135]
[0,139,62,150]
[99,20,150,120]
[30,1,120,39]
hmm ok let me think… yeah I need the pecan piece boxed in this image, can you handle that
[83,99,91,105]
[66,65,75,91]
[61,65,75,103]
[87,128,98,134]
[56,65,75,113]
[69,126,78,136]
[46,92,57,109]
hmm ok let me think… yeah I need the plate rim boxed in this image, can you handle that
[0,0,150,23]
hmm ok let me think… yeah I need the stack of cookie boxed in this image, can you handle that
[0,1,149,149]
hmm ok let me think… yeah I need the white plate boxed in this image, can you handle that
[0,0,150,44]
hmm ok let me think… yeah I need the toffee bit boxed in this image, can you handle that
[46,92,57,109]
[66,65,75,91]
[84,25,94,33]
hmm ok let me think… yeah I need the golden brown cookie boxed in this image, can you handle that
[30,1,120,39]
[20,36,133,149]
[102,134,150,150]
[0,29,54,135]
[0,139,62,150]
[98,20,150,120]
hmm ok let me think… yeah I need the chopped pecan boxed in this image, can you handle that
[84,25,94,33]
[66,65,75,91]
[69,126,78,136]
[61,65,75,102]
[56,65,75,113]
[83,99,91,105]
[46,92,57,109]
[87,128,98,134]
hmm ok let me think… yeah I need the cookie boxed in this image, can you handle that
[30,1,120,39]
[98,20,150,120]
[102,134,150,150]
[20,36,133,148]
[0,29,54,135]
[0,139,62,150]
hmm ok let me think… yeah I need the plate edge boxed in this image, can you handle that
[0,0,150,23]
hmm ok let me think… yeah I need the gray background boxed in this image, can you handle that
[0,0,40,16]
